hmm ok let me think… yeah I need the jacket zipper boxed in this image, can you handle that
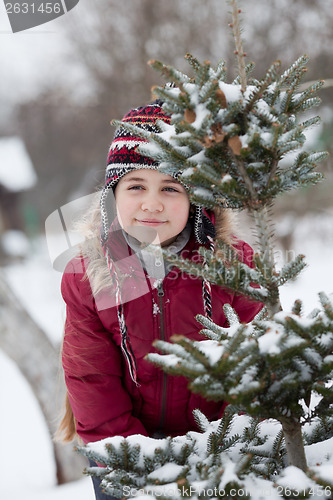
[157,281,167,432]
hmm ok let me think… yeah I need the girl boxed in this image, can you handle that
[59,101,262,499]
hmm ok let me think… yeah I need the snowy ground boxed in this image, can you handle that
[0,213,332,500]
[0,238,95,500]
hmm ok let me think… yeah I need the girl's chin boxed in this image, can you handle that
[125,225,177,247]
[125,225,159,244]
[160,236,177,247]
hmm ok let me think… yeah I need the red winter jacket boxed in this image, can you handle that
[61,231,262,444]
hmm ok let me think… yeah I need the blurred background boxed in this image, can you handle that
[0,0,332,498]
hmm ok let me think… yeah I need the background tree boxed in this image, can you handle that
[0,269,86,484]
[7,0,331,228]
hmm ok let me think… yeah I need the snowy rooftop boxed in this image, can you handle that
[0,136,37,192]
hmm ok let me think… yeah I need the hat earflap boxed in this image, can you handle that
[194,206,216,244]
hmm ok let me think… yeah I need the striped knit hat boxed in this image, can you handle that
[100,100,216,384]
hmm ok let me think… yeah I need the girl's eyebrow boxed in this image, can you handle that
[123,177,146,182]
[124,176,180,185]
[162,179,180,185]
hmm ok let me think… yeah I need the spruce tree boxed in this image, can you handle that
[78,1,333,497]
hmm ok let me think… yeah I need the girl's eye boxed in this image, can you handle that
[128,185,144,190]
[163,187,179,192]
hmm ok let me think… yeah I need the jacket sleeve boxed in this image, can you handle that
[61,258,148,444]
[230,241,264,323]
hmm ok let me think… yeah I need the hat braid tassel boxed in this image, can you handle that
[104,246,139,386]
[202,235,215,320]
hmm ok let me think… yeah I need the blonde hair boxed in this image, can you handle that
[55,392,79,443]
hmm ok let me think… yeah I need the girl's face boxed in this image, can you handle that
[115,169,190,247]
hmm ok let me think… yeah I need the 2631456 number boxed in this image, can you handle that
[5,3,62,14]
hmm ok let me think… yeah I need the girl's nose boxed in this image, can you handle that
[141,194,163,212]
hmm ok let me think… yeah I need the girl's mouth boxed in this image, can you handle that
[136,219,167,226]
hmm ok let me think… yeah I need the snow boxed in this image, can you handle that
[219,82,242,103]
[277,466,314,490]
[1,229,30,257]
[278,213,333,315]
[0,213,332,499]
[183,83,212,130]
[84,414,333,500]
[0,136,37,191]
[218,458,242,489]
[259,131,273,147]
[153,301,160,316]
[0,350,55,487]
[257,317,310,357]
[229,376,260,396]
[192,103,211,130]
[305,437,333,467]
[184,150,206,166]
[196,340,224,364]
[147,463,184,482]
[312,464,333,484]
[138,122,182,159]
[0,350,95,500]
[3,237,64,345]
[221,174,232,183]
[182,166,196,177]
[86,434,171,469]
[192,187,214,202]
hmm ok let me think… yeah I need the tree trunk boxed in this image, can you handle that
[0,269,86,484]
[280,417,308,472]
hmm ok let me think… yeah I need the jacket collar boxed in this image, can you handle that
[106,217,203,280]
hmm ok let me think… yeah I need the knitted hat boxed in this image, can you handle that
[100,100,216,385]
[100,100,216,246]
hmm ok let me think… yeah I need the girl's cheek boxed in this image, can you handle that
[172,201,190,217]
